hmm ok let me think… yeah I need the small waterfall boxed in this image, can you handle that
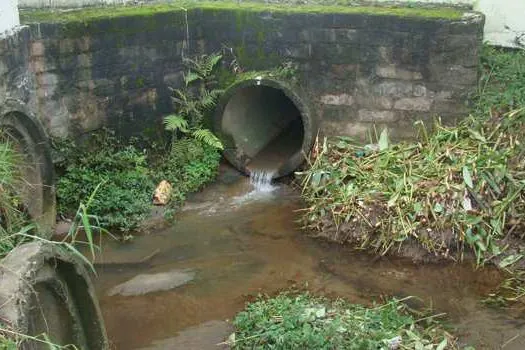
[249,169,276,193]
[231,169,277,205]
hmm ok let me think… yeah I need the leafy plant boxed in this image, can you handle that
[156,53,225,208]
[0,134,31,255]
[230,293,461,349]
[152,137,221,207]
[298,47,525,266]
[56,130,154,232]
[476,46,525,116]
[164,52,224,150]
[0,326,78,350]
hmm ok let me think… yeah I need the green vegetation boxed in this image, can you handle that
[0,331,16,350]
[56,130,155,232]
[0,136,103,349]
[161,53,224,206]
[164,53,224,151]
[0,138,28,255]
[57,54,225,231]
[1,134,104,260]
[230,293,463,349]
[20,0,464,25]
[0,330,76,350]
[55,130,221,231]
[299,47,525,267]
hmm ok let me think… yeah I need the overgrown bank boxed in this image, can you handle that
[55,130,221,232]
[0,136,29,258]
[55,54,224,232]
[0,134,104,348]
[229,293,467,349]
[299,46,525,267]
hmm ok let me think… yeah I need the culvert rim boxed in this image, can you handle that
[213,77,316,179]
[0,99,56,236]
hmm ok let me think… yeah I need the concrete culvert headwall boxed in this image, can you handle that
[0,242,108,349]
[214,79,315,178]
[0,101,56,236]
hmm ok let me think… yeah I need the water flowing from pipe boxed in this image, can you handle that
[249,169,276,193]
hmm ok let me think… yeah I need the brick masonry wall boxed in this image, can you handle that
[0,27,35,115]
[4,7,484,141]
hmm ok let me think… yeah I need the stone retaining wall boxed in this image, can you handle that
[4,4,484,141]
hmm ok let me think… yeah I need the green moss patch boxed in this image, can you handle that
[20,0,464,25]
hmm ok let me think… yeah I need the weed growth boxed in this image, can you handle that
[0,138,28,254]
[159,53,224,208]
[299,47,525,266]
[230,293,463,349]
[150,137,220,209]
[57,54,227,230]
[164,52,224,150]
[56,130,154,232]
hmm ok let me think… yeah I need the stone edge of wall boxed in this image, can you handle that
[7,4,485,144]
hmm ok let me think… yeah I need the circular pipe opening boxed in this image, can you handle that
[0,103,56,235]
[214,79,314,178]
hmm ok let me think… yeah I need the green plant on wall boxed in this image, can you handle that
[164,53,224,150]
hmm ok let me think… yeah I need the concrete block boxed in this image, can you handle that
[59,38,75,55]
[320,93,354,106]
[372,81,413,98]
[413,84,428,97]
[358,109,396,122]
[394,97,432,112]
[376,65,423,80]
[30,41,45,57]
[355,95,394,110]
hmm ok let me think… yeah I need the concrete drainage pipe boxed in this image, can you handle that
[213,78,316,178]
[0,100,55,236]
[0,242,109,349]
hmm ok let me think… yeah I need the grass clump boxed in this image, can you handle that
[299,47,525,265]
[231,293,462,349]
[0,140,27,254]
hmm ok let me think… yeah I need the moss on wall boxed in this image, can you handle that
[20,0,465,25]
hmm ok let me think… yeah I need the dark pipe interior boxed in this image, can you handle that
[220,85,304,174]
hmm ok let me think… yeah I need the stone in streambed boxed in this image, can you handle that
[108,269,195,296]
[153,180,172,205]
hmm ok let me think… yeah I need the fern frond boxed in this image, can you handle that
[208,89,224,99]
[199,89,222,110]
[203,53,222,77]
[184,71,201,86]
[164,115,189,133]
[192,129,223,150]
[171,89,188,106]
[170,137,193,156]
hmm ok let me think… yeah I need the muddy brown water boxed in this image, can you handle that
[89,166,525,349]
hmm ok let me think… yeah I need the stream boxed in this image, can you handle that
[90,165,525,349]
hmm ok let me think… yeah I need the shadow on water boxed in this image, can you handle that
[89,165,525,350]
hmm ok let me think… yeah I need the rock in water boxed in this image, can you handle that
[153,180,172,205]
[108,270,195,296]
